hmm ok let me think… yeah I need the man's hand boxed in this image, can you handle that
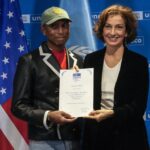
[48,111,76,125]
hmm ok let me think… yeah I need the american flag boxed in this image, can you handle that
[0,0,29,149]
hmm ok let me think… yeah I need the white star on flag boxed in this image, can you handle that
[0,87,7,95]
[5,26,12,34]
[2,57,9,64]
[18,45,24,52]
[7,11,14,18]
[19,30,25,37]
[4,41,11,49]
[1,72,8,80]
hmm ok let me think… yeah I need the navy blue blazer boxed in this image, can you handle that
[83,47,149,150]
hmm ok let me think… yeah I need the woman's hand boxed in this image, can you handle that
[87,109,114,122]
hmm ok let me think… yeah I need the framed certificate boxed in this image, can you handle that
[59,68,93,117]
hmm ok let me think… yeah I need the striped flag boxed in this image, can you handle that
[0,0,29,149]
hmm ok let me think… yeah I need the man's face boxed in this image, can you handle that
[42,19,70,50]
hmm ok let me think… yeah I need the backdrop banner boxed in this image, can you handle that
[19,0,150,146]
[1,0,149,149]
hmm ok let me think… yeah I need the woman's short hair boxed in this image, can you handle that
[94,5,137,44]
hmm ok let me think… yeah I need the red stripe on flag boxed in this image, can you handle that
[0,130,14,150]
[2,99,29,144]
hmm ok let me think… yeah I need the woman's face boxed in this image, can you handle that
[102,14,127,48]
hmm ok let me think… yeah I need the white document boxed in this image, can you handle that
[59,68,93,117]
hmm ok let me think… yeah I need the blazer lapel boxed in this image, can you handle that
[39,46,80,77]
[67,50,77,68]
[94,50,105,109]
[114,48,128,107]
[39,45,60,77]
[115,48,128,87]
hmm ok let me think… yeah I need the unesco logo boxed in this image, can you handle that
[30,14,41,23]
[134,11,143,20]
[131,36,144,45]
[134,11,150,20]
[73,72,81,81]
[22,14,30,23]
[22,14,41,23]
[143,11,150,20]
[91,12,100,25]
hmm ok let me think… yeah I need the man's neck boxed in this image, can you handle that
[47,42,65,52]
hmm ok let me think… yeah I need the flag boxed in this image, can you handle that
[60,0,96,59]
[0,0,29,149]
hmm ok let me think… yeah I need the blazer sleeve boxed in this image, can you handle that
[11,55,45,126]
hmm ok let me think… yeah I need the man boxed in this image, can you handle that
[11,6,83,150]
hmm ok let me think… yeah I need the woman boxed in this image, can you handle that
[83,5,149,150]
